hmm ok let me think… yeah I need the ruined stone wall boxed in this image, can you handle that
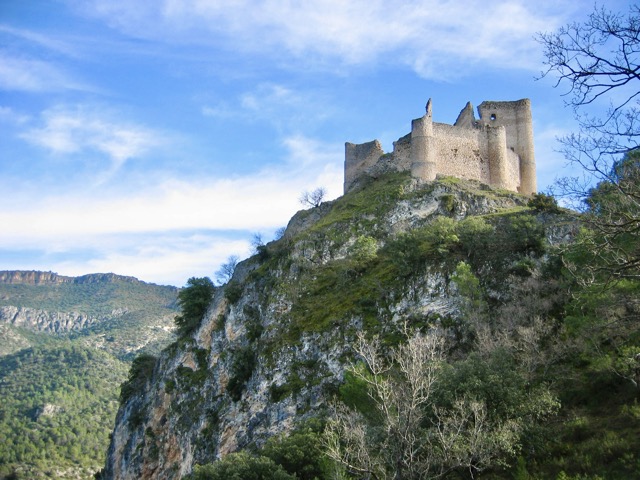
[431,123,489,184]
[344,99,536,195]
[344,140,384,192]
[392,134,412,167]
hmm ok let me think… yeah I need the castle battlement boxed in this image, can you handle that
[344,98,536,195]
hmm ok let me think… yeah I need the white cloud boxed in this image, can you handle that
[202,83,334,132]
[0,106,29,124]
[0,137,342,242]
[50,234,251,287]
[0,53,87,92]
[66,0,576,78]
[0,134,343,285]
[21,105,164,176]
[0,24,82,58]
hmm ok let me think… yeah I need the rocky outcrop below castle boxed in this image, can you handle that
[0,306,126,333]
[101,176,575,480]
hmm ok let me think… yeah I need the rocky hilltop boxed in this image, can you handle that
[102,174,575,479]
[0,270,144,285]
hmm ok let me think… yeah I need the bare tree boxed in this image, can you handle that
[325,328,445,480]
[537,4,640,180]
[324,325,556,479]
[215,255,239,285]
[537,5,640,281]
[299,187,327,208]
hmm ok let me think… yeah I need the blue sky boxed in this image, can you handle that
[0,0,627,287]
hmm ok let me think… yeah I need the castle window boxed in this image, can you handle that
[490,113,497,121]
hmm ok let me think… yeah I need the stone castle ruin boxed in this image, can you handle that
[344,98,536,195]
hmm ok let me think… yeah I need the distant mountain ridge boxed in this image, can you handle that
[0,270,149,286]
[0,269,179,358]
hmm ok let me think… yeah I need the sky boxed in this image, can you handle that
[0,0,629,287]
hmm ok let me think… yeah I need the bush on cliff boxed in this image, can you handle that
[175,277,215,337]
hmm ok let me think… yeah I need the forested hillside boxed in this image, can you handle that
[0,273,179,479]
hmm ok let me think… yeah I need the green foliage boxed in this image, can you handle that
[227,346,257,401]
[440,193,457,212]
[191,451,295,480]
[119,353,157,405]
[244,305,265,341]
[269,373,305,402]
[193,421,330,480]
[528,192,561,213]
[0,344,128,478]
[338,366,377,420]
[261,420,330,480]
[349,235,378,265]
[224,280,244,304]
[451,261,481,300]
[175,277,215,337]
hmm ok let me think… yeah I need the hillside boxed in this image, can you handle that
[94,173,638,480]
[0,273,180,479]
[0,271,179,359]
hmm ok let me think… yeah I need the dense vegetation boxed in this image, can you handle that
[0,275,179,479]
[0,344,129,479]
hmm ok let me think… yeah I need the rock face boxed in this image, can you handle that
[0,306,122,333]
[101,177,572,479]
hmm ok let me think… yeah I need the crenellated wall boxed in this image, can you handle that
[344,98,536,195]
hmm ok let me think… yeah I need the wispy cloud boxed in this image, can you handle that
[0,134,343,285]
[20,105,164,179]
[202,83,334,131]
[66,0,576,78]
[0,24,82,58]
[49,233,252,287]
[0,106,29,124]
[0,52,88,92]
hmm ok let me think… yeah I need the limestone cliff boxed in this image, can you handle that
[102,175,573,479]
[0,305,124,333]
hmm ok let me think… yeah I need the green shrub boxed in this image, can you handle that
[175,277,215,337]
[261,421,330,480]
[244,305,264,341]
[528,192,560,213]
[227,346,256,401]
[224,281,244,304]
[190,451,294,480]
[440,193,456,212]
[119,353,157,404]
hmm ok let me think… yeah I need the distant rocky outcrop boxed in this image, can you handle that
[0,305,126,333]
[0,270,142,285]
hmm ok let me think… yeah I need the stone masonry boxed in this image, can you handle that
[344,98,536,195]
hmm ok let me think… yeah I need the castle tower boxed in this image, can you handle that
[486,125,509,189]
[410,98,436,181]
[478,99,536,194]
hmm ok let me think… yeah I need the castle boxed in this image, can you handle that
[344,98,536,195]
